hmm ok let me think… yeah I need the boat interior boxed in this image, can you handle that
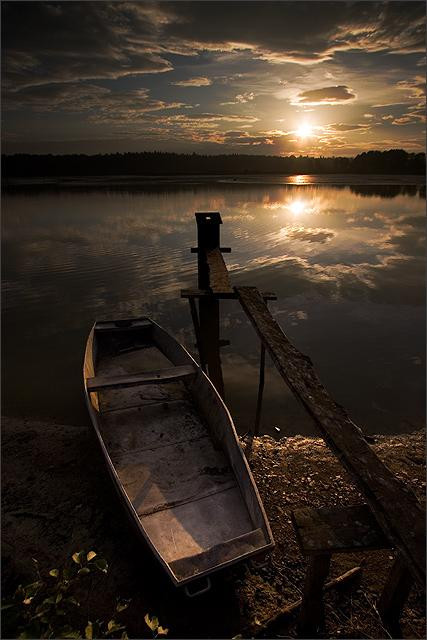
[85,319,271,583]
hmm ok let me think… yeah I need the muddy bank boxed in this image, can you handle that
[2,416,425,638]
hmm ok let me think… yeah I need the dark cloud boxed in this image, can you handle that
[3,1,424,92]
[296,85,356,105]
[2,1,425,153]
[159,1,426,63]
[2,1,173,90]
[4,84,185,116]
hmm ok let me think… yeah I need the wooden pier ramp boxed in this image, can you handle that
[236,285,425,586]
[182,211,425,636]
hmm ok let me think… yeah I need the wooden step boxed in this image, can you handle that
[86,365,196,392]
[291,504,390,555]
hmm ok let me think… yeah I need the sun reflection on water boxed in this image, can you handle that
[288,199,306,215]
[289,175,315,185]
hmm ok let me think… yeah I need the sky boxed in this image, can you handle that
[2,1,426,156]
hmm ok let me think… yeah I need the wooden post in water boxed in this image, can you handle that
[193,212,226,397]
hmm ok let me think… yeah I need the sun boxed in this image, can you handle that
[296,123,313,138]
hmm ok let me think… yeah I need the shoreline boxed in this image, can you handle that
[2,416,425,638]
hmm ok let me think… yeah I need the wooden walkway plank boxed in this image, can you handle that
[235,285,425,584]
[205,247,233,294]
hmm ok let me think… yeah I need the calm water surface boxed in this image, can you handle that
[2,177,425,436]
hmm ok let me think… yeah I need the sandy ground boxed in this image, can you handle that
[1,416,425,639]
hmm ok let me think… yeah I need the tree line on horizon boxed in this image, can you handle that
[2,148,425,177]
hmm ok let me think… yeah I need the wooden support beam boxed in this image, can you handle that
[377,555,414,638]
[191,246,231,253]
[253,344,265,437]
[199,297,225,398]
[181,288,277,301]
[188,297,206,372]
[297,554,331,637]
[235,285,425,585]
[252,566,361,637]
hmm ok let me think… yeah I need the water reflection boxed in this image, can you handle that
[2,181,425,435]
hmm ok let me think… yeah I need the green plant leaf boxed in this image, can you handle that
[1,603,15,611]
[49,569,59,578]
[93,558,108,574]
[115,599,130,613]
[18,623,41,639]
[56,593,63,604]
[157,626,169,636]
[85,622,93,640]
[58,626,81,638]
[144,614,159,631]
[23,581,43,598]
[120,633,129,640]
[72,551,85,565]
[87,551,97,562]
[77,567,90,576]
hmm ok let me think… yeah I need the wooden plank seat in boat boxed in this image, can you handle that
[169,528,267,580]
[87,365,196,392]
[94,319,152,332]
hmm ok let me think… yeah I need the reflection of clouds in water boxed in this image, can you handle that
[2,183,424,430]
[270,226,336,244]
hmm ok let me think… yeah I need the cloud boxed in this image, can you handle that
[327,122,370,132]
[171,77,212,87]
[294,85,356,105]
[396,76,426,101]
[221,91,255,105]
[4,84,185,118]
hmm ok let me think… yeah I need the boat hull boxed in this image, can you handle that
[83,316,274,586]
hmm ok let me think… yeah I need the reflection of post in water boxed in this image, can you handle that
[184,212,232,398]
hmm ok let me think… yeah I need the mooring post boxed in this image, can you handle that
[192,212,225,397]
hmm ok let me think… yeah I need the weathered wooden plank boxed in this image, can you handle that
[205,247,233,294]
[87,365,196,391]
[181,288,277,301]
[292,504,390,555]
[236,285,425,584]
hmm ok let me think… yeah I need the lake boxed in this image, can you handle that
[2,175,425,437]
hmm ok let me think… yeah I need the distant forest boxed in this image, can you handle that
[2,149,425,177]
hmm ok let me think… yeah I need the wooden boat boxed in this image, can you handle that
[83,317,274,590]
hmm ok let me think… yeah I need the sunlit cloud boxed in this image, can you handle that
[171,77,213,87]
